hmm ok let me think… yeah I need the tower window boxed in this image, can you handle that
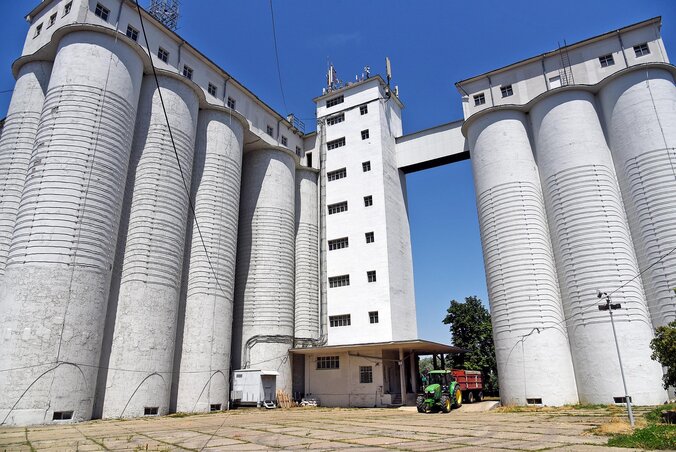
[633,43,650,57]
[281,135,288,146]
[369,311,379,324]
[306,152,312,167]
[328,237,349,250]
[64,2,73,16]
[34,23,43,38]
[361,129,370,140]
[364,195,373,207]
[126,25,139,42]
[207,83,217,96]
[367,270,377,282]
[157,47,169,63]
[365,232,374,243]
[327,137,346,150]
[183,65,193,80]
[327,113,344,126]
[328,275,350,288]
[500,85,513,97]
[362,161,371,172]
[266,125,274,136]
[295,146,302,156]
[329,314,351,327]
[227,97,236,109]
[328,201,348,215]
[95,3,110,21]
[326,95,344,108]
[327,168,347,181]
[47,13,57,28]
[359,366,373,383]
[473,93,485,106]
[599,54,615,67]
[360,104,368,115]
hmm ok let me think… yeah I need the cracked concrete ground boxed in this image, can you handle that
[0,406,643,451]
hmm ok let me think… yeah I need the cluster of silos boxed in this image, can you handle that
[467,65,675,406]
[0,25,320,426]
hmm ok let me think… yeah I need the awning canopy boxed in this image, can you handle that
[289,339,468,355]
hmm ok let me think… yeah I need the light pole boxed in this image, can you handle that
[597,290,634,427]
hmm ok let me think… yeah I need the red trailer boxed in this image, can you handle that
[451,369,483,403]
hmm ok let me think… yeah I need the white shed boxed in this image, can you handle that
[231,369,279,407]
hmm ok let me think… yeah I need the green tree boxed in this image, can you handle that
[443,296,498,394]
[650,320,676,389]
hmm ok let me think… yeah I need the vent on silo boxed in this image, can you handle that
[526,398,543,405]
[149,0,180,31]
[52,411,73,420]
[143,406,159,416]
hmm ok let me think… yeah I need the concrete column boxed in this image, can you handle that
[467,109,578,406]
[102,75,199,419]
[599,68,676,328]
[232,148,296,394]
[294,168,320,342]
[0,61,52,279]
[409,353,416,394]
[398,348,406,403]
[174,109,245,413]
[0,31,144,426]
[531,89,667,405]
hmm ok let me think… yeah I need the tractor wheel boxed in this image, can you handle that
[416,396,426,413]
[467,391,475,404]
[477,391,483,402]
[452,387,462,409]
[440,395,452,413]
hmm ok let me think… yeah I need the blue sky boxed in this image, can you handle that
[0,1,674,344]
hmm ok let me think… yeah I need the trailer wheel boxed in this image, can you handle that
[467,391,475,404]
[477,391,483,402]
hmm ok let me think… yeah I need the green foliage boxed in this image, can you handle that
[418,357,433,373]
[650,320,676,389]
[442,296,498,393]
[607,425,676,450]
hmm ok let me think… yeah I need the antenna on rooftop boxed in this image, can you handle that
[327,62,340,92]
[385,57,392,86]
[149,0,180,31]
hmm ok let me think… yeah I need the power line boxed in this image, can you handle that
[134,0,228,301]
[268,0,288,114]
[0,89,13,95]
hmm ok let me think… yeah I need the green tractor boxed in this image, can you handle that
[416,370,462,413]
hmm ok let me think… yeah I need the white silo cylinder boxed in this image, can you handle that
[294,168,320,342]
[0,31,144,426]
[175,109,245,413]
[233,149,296,394]
[102,75,199,419]
[467,109,579,406]
[0,61,52,278]
[599,68,676,328]
[530,90,667,405]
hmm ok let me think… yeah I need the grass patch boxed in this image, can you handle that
[644,404,676,424]
[607,424,676,450]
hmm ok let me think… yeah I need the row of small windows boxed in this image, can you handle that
[326,95,344,108]
[327,168,347,181]
[328,232,375,250]
[327,195,373,215]
[327,137,346,150]
[471,43,652,106]
[328,311,379,328]
[328,270,377,288]
[327,161,370,183]
[326,104,368,128]
[33,1,73,38]
[328,237,349,250]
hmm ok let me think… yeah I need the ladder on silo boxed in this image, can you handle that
[557,40,575,86]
